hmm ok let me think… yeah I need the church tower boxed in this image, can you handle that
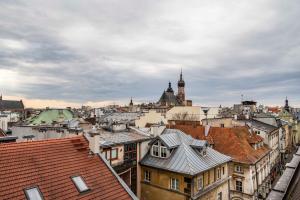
[177,69,185,103]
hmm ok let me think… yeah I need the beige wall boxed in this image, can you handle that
[135,110,167,128]
[166,106,220,122]
[202,118,234,127]
[141,167,188,200]
[141,163,230,200]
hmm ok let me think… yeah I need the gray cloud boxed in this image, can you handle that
[0,0,300,107]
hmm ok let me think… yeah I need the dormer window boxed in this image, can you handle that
[160,146,167,158]
[24,186,44,200]
[152,142,159,157]
[151,140,170,158]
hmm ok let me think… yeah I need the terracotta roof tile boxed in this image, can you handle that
[171,125,270,164]
[0,136,134,200]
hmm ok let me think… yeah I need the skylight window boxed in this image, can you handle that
[71,176,90,193]
[24,187,43,200]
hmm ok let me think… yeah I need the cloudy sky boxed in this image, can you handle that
[0,0,299,108]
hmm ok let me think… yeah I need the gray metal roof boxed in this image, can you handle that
[92,129,151,147]
[140,129,232,176]
[244,119,277,133]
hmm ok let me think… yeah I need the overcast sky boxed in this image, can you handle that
[0,0,299,108]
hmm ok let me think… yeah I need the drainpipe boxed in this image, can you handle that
[255,163,259,199]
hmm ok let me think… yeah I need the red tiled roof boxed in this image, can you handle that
[172,125,270,164]
[0,136,133,200]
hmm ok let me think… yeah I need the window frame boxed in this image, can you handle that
[24,186,44,200]
[71,175,90,193]
[170,178,179,191]
[144,170,151,182]
[152,144,160,157]
[217,168,221,180]
[236,180,243,192]
[110,148,118,160]
[235,165,243,173]
[197,176,203,190]
[160,146,167,158]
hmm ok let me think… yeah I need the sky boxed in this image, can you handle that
[0,0,300,108]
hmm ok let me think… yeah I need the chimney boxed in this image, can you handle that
[150,124,166,137]
[205,125,210,137]
[89,129,100,154]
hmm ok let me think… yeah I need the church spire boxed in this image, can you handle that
[284,96,290,112]
[129,97,133,106]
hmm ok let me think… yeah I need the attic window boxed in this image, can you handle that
[71,176,90,193]
[24,187,44,200]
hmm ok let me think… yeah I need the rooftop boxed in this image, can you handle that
[88,128,151,147]
[0,136,136,200]
[0,99,24,110]
[26,109,74,126]
[140,129,231,175]
[172,125,270,164]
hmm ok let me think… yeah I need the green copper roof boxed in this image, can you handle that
[26,109,74,126]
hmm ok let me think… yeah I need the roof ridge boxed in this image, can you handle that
[0,136,83,146]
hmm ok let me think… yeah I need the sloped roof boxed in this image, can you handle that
[140,129,231,176]
[172,125,270,164]
[86,129,151,147]
[243,119,278,133]
[158,91,179,105]
[26,109,74,125]
[0,136,135,200]
[0,100,24,110]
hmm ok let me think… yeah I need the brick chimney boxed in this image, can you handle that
[89,130,100,154]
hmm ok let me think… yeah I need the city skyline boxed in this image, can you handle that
[1,0,300,108]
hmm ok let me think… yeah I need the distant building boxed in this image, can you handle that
[158,71,192,107]
[140,129,232,200]
[0,136,137,200]
[11,108,85,141]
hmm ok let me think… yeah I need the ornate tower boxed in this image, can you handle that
[284,96,290,112]
[177,69,185,103]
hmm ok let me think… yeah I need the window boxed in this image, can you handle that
[111,148,118,160]
[235,165,243,173]
[220,124,225,128]
[152,145,159,157]
[170,178,179,190]
[71,176,90,193]
[236,180,243,192]
[222,167,225,175]
[197,176,203,190]
[144,170,151,182]
[160,146,167,158]
[124,143,137,161]
[217,168,221,179]
[24,187,43,200]
[217,192,222,200]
